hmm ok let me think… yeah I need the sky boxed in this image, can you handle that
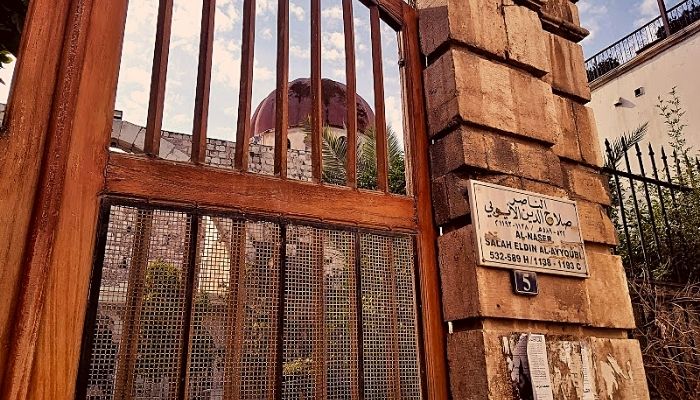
[580,0,686,57]
[0,0,405,146]
[108,0,404,145]
[0,0,686,124]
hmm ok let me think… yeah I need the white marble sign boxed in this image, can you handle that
[468,180,589,278]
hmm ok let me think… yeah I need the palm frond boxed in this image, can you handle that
[605,122,649,169]
[321,126,347,185]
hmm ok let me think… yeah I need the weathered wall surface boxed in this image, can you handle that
[417,0,650,398]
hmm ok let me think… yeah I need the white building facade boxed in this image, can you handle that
[589,18,700,150]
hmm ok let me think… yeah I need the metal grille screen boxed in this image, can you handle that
[82,203,422,399]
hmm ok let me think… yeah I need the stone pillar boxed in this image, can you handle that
[418,0,650,399]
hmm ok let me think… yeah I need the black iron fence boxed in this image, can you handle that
[604,139,700,283]
[586,0,700,82]
[604,139,700,398]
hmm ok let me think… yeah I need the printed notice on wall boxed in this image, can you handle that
[580,342,595,400]
[526,334,554,400]
[467,180,589,278]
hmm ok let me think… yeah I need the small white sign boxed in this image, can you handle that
[468,180,589,278]
[527,334,554,400]
[580,342,595,400]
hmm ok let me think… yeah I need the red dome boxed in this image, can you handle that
[251,78,375,136]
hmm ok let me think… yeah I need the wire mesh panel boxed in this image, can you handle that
[186,216,240,400]
[392,237,422,399]
[283,225,359,399]
[323,229,359,400]
[360,233,422,400]
[82,203,421,400]
[86,206,191,400]
[237,220,282,400]
[283,225,324,398]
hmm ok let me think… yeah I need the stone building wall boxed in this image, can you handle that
[418,0,649,399]
[112,120,313,181]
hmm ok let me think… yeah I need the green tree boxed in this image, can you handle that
[319,124,406,195]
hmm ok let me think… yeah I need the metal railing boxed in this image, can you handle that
[586,0,700,82]
[604,139,700,398]
[603,139,700,283]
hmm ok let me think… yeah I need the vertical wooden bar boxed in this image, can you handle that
[234,0,256,171]
[402,5,449,400]
[311,0,323,183]
[0,0,96,397]
[192,0,217,164]
[274,0,290,178]
[144,0,174,156]
[370,6,388,192]
[342,0,358,188]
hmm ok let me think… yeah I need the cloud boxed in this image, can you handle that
[385,96,404,142]
[256,0,276,16]
[290,44,310,59]
[216,3,242,33]
[321,31,346,62]
[332,68,345,79]
[578,0,609,43]
[212,39,242,88]
[322,6,343,20]
[262,27,273,40]
[635,0,660,26]
[290,2,306,21]
[253,60,274,81]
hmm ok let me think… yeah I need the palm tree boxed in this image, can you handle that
[319,125,407,195]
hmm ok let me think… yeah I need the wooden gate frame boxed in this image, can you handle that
[0,0,448,399]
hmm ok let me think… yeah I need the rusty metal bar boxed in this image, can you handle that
[274,0,290,178]
[370,5,388,192]
[144,0,174,156]
[343,0,358,189]
[192,0,216,164]
[235,0,257,171]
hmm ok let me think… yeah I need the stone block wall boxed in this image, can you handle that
[417,0,650,398]
[112,120,313,181]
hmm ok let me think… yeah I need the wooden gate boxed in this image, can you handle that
[0,0,447,399]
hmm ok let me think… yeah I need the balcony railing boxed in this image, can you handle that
[585,0,700,82]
